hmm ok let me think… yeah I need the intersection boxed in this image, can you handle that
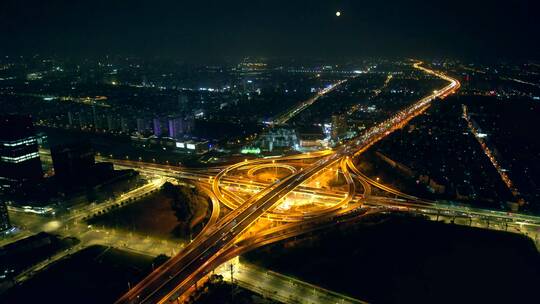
[115,61,467,303]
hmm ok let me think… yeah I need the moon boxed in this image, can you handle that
[336,11,341,17]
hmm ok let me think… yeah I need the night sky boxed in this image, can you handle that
[1,0,538,60]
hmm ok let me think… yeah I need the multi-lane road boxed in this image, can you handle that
[15,60,538,304]
[42,59,537,304]
[114,61,464,304]
[216,258,368,304]
[271,79,348,125]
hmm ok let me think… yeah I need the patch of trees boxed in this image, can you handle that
[152,254,170,269]
[161,182,207,237]
[184,274,271,304]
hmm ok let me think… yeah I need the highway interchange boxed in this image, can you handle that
[7,61,540,304]
[114,61,540,303]
[113,61,522,304]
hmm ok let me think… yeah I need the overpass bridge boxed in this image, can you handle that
[114,61,470,304]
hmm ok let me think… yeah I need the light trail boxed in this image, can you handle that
[271,79,348,125]
[114,60,463,304]
[462,104,521,200]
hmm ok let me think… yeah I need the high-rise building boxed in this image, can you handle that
[0,200,10,232]
[178,94,189,111]
[167,115,195,139]
[106,114,114,131]
[184,115,195,134]
[51,141,95,184]
[257,128,298,152]
[67,111,74,126]
[92,106,98,130]
[136,118,147,134]
[136,117,154,136]
[120,117,129,133]
[153,117,162,137]
[168,117,183,139]
[331,114,348,141]
[0,114,43,191]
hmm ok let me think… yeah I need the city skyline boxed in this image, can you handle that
[1,1,539,304]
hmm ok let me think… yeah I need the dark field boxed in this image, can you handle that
[88,190,183,240]
[0,232,78,285]
[0,245,154,304]
[88,186,209,241]
[244,213,540,304]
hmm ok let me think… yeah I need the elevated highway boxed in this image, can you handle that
[115,61,464,304]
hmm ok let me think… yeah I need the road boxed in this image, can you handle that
[29,61,531,304]
[462,105,520,198]
[3,176,185,280]
[216,258,368,304]
[271,79,348,125]
[115,61,463,304]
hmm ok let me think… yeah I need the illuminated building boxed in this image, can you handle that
[256,128,299,152]
[331,114,348,141]
[178,94,189,111]
[136,118,152,135]
[153,117,163,137]
[168,118,182,139]
[0,115,43,191]
[168,115,194,140]
[175,140,209,154]
[297,126,325,150]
